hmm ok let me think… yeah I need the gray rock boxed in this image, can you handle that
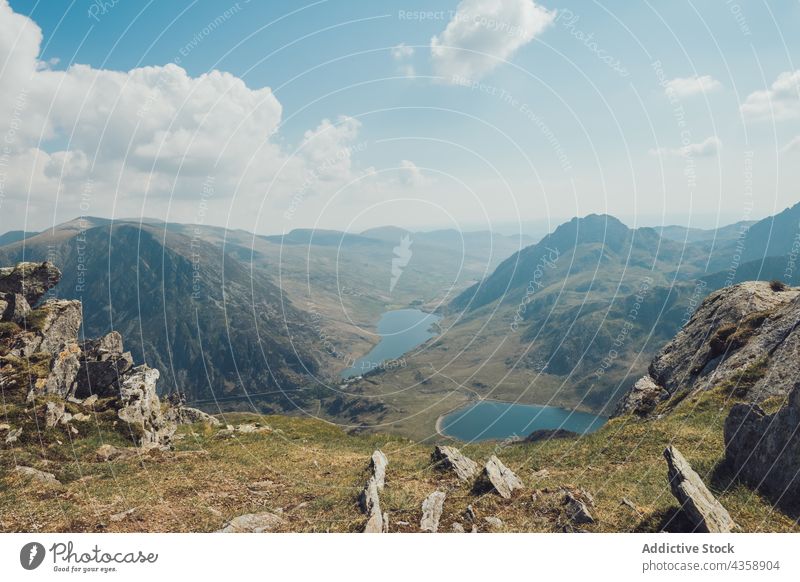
[483,516,504,529]
[359,476,384,533]
[431,445,479,481]
[464,504,477,523]
[451,522,465,533]
[0,262,61,306]
[420,491,446,532]
[42,343,82,397]
[664,446,735,533]
[172,406,221,426]
[14,465,61,486]
[0,292,31,322]
[563,489,595,524]
[45,400,66,428]
[724,382,800,505]
[117,365,176,448]
[614,375,669,417]
[74,332,133,398]
[5,427,22,445]
[217,512,284,532]
[15,299,82,357]
[473,455,523,499]
[370,449,388,491]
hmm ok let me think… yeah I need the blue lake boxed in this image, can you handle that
[440,400,607,442]
[340,309,442,379]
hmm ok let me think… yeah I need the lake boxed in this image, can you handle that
[439,400,607,442]
[340,308,442,379]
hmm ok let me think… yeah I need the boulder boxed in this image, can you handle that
[117,365,176,448]
[0,292,31,322]
[15,299,82,357]
[664,446,735,533]
[473,455,523,499]
[614,375,670,417]
[217,512,284,533]
[724,383,800,505]
[0,262,61,306]
[431,445,478,481]
[369,450,388,491]
[73,332,133,398]
[171,406,221,426]
[420,491,446,532]
[451,522,465,533]
[4,427,22,445]
[562,489,595,524]
[45,401,66,428]
[42,342,82,397]
[14,465,61,486]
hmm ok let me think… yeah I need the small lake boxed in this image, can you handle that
[439,400,607,442]
[340,308,442,379]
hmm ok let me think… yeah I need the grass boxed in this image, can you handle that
[1,385,797,533]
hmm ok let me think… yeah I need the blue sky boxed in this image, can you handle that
[2,0,799,234]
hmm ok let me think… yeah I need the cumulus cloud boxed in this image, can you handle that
[397,160,425,187]
[741,70,800,121]
[391,43,414,60]
[0,0,378,229]
[664,75,722,98]
[649,136,721,158]
[430,0,555,82]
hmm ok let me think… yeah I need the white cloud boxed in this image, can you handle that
[430,0,555,82]
[649,136,721,158]
[781,136,800,154]
[391,43,414,60]
[664,75,721,98]
[741,70,800,121]
[397,160,425,187]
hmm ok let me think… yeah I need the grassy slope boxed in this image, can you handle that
[1,387,796,533]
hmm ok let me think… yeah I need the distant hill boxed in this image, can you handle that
[0,230,38,247]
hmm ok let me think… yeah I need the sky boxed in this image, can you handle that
[0,0,799,236]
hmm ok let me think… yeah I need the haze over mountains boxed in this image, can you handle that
[1,202,798,433]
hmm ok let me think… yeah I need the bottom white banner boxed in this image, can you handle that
[1,533,797,581]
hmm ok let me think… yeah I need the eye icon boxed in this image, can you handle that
[20,542,46,570]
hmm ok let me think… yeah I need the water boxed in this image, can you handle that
[440,400,607,442]
[340,308,442,378]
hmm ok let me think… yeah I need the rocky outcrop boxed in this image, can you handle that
[15,300,82,359]
[616,282,800,416]
[724,383,800,506]
[369,450,388,491]
[73,332,133,398]
[562,488,595,525]
[431,445,478,481]
[117,366,176,448]
[664,446,735,533]
[359,450,389,533]
[473,455,523,499]
[217,512,284,532]
[0,262,61,305]
[420,491,446,532]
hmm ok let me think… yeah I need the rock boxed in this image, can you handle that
[359,476,384,533]
[483,516,503,529]
[664,446,735,533]
[431,445,478,481]
[14,465,61,486]
[369,450,388,491]
[451,522,465,533]
[0,262,61,305]
[72,413,91,422]
[217,512,284,533]
[73,332,133,398]
[724,382,800,505]
[95,444,136,462]
[473,455,523,499]
[117,366,176,448]
[614,375,670,417]
[83,395,98,407]
[0,292,31,322]
[109,508,136,522]
[0,423,9,431]
[620,497,642,515]
[45,400,66,428]
[5,427,22,445]
[464,504,476,523]
[171,406,221,426]
[562,489,595,525]
[43,342,82,397]
[15,299,82,357]
[420,491,446,532]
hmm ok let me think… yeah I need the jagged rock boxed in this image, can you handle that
[725,383,800,505]
[0,292,31,322]
[664,446,735,533]
[483,516,503,529]
[431,445,478,481]
[45,401,66,428]
[14,465,61,486]
[369,450,388,491]
[420,491,446,532]
[617,283,800,416]
[0,262,61,305]
[5,427,22,445]
[217,512,284,532]
[15,299,82,357]
[473,455,523,499]
[562,489,595,524]
[42,342,82,397]
[170,406,221,426]
[117,365,176,448]
[74,332,133,398]
[614,375,670,417]
[359,476,384,533]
